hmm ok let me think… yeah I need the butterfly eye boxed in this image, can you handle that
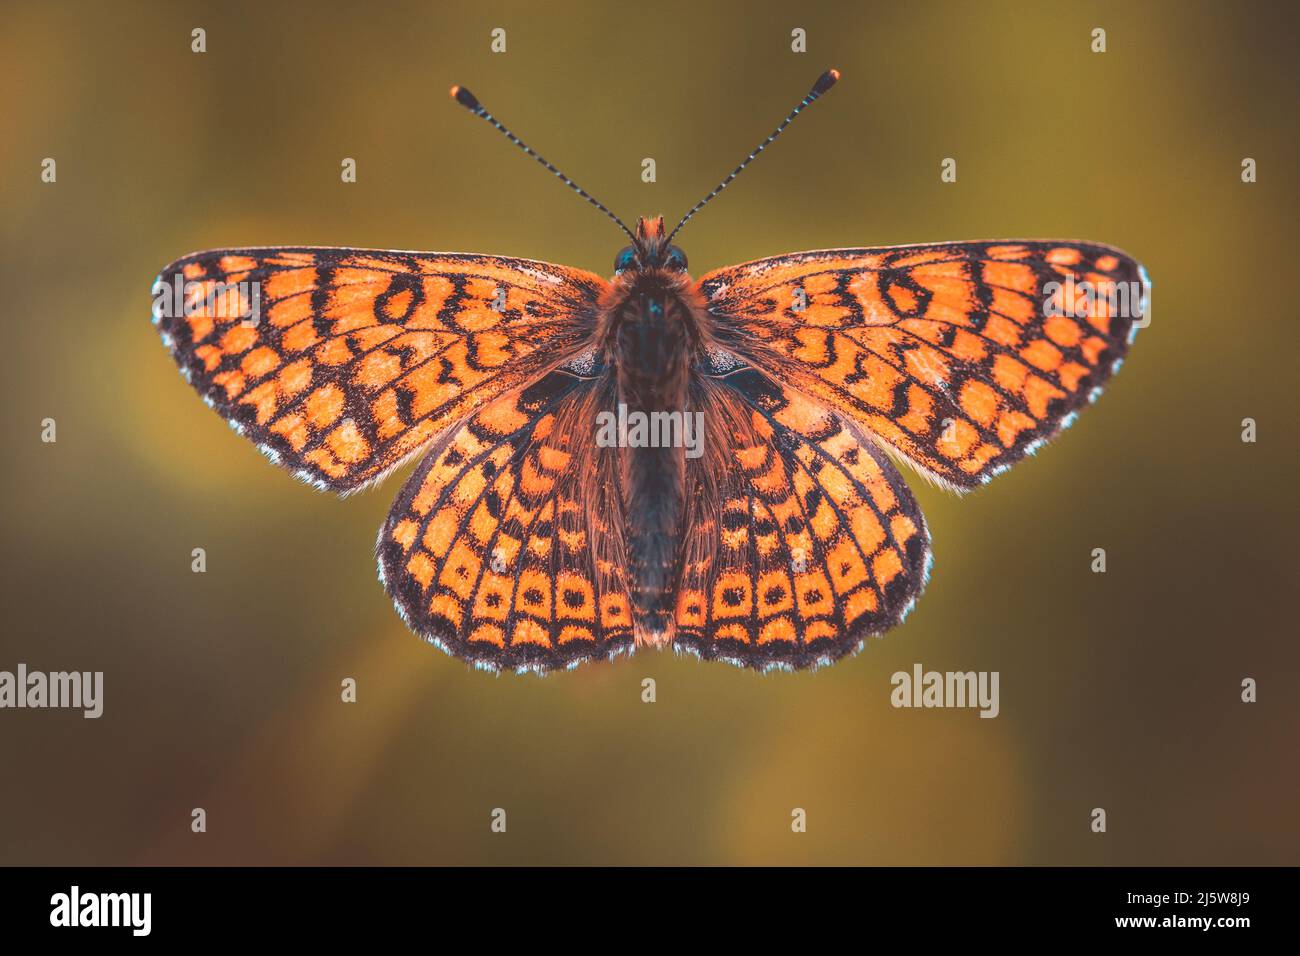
[614,247,637,273]
[665,246,688,272]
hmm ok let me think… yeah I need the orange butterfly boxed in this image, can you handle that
[153,69,1147,673]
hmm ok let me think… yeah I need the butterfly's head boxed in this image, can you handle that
[614,216,688,275]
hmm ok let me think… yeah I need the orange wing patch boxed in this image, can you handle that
[153,247,606,492]
[676,370,931,670]
[377,371,632,673]
[700,241,1147,489]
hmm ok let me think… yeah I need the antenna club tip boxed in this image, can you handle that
[813,68,840,95]
[449,84,481,111]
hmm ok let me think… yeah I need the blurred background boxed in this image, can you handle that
[1,0,1296,865]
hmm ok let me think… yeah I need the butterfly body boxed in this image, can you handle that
[599,216,710,643]
[154,70,1148,673]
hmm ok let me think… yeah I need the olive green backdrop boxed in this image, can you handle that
[1,0,1296,865]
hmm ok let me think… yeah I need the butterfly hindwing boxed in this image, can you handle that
[377,370,634,673]
[153,247,606,492]
[675,369,931,670]
[701,241,1147,489]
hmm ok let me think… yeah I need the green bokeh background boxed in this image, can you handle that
[2,0,1296,865]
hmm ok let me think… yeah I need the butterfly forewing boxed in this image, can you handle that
[700,241,1146,490]
[153,247,605,493]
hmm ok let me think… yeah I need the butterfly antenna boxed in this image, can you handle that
[667,68,840,245]
[449,84,636,243]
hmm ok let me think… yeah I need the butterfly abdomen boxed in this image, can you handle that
[613,288,695,643]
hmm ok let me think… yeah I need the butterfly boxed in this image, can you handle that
[152,69,1147,674]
